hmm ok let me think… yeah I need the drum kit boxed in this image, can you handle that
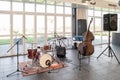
[27,45,53,68]
[26,32,67,68]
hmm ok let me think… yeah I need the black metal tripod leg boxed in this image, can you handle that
[7,71,17,77]
[7,69,28,77]
[97,46,109,59]
[110,48,120,64]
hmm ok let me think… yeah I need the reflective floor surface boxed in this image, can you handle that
[0,44,120,80]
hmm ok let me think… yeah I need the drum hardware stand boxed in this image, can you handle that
[6,36,27,77]
[45,60,52,73]
[97,31,120,64]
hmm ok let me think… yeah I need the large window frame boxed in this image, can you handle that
[0,0,72,57]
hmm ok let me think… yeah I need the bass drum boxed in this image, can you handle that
[39,54,53,68]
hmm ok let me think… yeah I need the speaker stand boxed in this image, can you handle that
[97,31,120,64]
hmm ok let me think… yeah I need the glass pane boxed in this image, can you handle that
[64,34,72,48]
[56,6,63,14]
[12,2,23,11]
[47,5,55,13]
[25,3,35,12]
[12,0,23,1]
[47,16,54,33]
[37,35,45,46]
[56,16,63,33]
[26,35,35,49]
[118,19,120,31]
[95,18,101,31]
[102,8,109,11]
[13,14,23,36]
[0,1,10,11]
[37,15,45,33]
[0,14,10,35]
[36,4,45,13]
[94,32,102,44]
[65,7,72,14]
[118,13,120,18]
[95,7,101,11]
[29,0,35,2]
[65,2,72,6]
[102,11,109,16]
[56,1,63,6]
[25,15,34,34]
[102,31,108,44]
[46,0,55,5]
[36,0,45,4]
[0,37,10,57]
[65,17,71,32]
[95,10,101,17]
[88,9,94,16]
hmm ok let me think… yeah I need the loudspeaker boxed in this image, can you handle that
[78,19,87,35]
[56,46,66,58]
[103,14,117,31]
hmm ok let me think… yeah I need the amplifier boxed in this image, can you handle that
[56,46,66,58]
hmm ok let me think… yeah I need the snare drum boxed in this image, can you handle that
[27,49,37,59]
[39,54,52,68]
[43,45,51,51]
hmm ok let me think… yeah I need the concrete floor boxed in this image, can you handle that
[0,44,120,80]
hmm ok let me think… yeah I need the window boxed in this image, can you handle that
[36,4,45,13]
[46,0,55,5]
[95,10,101,17]
[56,16,63,33]
[25,3,35,12]
[56,6,63,14]
[95,18,101,31]
[47,16,55,33]
[47,5,55,13]
[36,0,45,4]
[0,14,10,35]
[37,15,45,33]
[65,17,71,32]
[12,2,23,11]
[0,1,10,11]
[65,7,72,14]
[25,15,34,34]
[13,14,23,35]
[88,9,94,16]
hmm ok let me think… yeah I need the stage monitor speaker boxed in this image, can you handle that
[103,14,117,31]
[78,19,87,35]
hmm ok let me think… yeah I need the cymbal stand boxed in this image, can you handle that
[6,36,27,77]
[97,31,120,64]
[55,32,66,47]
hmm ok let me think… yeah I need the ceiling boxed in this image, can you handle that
[57,0,120,9]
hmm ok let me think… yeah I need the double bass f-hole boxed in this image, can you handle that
[78,18,94,56]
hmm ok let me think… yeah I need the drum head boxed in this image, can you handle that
[39,54,52,68]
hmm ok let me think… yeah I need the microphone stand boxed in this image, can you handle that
[6,36,27,77]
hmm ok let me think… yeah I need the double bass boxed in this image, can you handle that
[78,18,94,56]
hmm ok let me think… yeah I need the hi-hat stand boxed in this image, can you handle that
[97,31,120,64]
[6,36,27,77]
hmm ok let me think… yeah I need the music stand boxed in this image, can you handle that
[6,36,27,77]
[97,31,120,64]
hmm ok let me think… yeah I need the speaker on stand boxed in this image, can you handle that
[103,14,117,31]
[97,14,120,64]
